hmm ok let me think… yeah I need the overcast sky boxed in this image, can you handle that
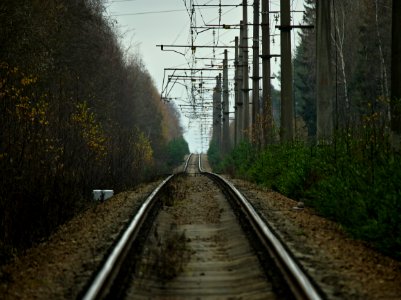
[105,0,306,153]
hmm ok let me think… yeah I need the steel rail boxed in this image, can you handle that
[183,153,192,172]
[82,154,192,300]
[198,155,323,300]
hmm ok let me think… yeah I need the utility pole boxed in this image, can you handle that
[243,0,250,140]
[391,0,401,150]
[212,74,222,152]
[280,0,293,142]
[261,0,272,145]
[222,50,230,154]
[238,22,244,143]
[252,0,260,145]
[234,36,239,146]
[316,1,333,142]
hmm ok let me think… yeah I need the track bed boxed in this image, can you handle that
[126,156,275,299]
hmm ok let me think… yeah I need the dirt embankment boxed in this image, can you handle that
[228,178,401,300]
[0,180,162,299]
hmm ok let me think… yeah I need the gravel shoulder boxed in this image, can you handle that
[226,177,401,299]
[0,180,162,299]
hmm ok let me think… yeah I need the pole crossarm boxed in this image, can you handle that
[168,75,219,78]
[268,10,304,13]
[192,4,247,7]
[168,76,220,81]
[195,57,236,61]
[179,104,213,107]
[192,26,281,33]
[275,25,314,31]
[164,68,223,71]
[192,25,240,29]
[260,54,281,59]
[206,23,268,26]
[158,44,235,49]
[157,44,254,49]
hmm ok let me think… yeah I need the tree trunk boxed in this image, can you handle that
[261,0,272,145]
[280,0,293,142]
[391,0,401,149]
[375,0,389,100]
[316,0,333,141]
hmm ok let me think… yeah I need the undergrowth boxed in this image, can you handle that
[211,136,401,260]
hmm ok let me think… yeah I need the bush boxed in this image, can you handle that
[207,140,223,173]
[166,137,190,168]
[214,138,401,260]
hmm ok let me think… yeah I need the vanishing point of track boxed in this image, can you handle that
[82,154,323,300]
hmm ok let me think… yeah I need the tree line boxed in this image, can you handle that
[211,0,401,259]
[0,0,187,262]
[294,0,392,139]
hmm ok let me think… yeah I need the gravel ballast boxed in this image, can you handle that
[0,180,162,299]
[200,154,401,299]
[1,154,401,299]
[228,177,401,299]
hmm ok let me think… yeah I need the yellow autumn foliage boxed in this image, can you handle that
[130,129,154,173]
[20,75,37,86]
[133,130,153,165]
[0,63,49,126]
[14,95,49,125]
[71,102,107,160]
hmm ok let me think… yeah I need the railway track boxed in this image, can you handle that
[82,154,323,300]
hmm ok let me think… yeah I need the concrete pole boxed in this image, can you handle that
[280,0,293,142]
[238,22,244,142]
[243,0,250,140]
[212,75,219,148]
[216,74,222,152]
[252,0,260,145]
[261,0,272,145]
[234,36,239,146]
[316,1,333,142]
[223,50,230,154]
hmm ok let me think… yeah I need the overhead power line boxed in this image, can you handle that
[111,9,187,16]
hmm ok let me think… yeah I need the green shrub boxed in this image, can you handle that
[207,140,225,173]
[214,138,401,260]
[166,137,190,168]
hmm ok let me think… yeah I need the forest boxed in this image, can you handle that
[210,0,401,259]
[0,0,188,262]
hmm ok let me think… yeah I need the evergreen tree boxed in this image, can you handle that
[293,0,316,137]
